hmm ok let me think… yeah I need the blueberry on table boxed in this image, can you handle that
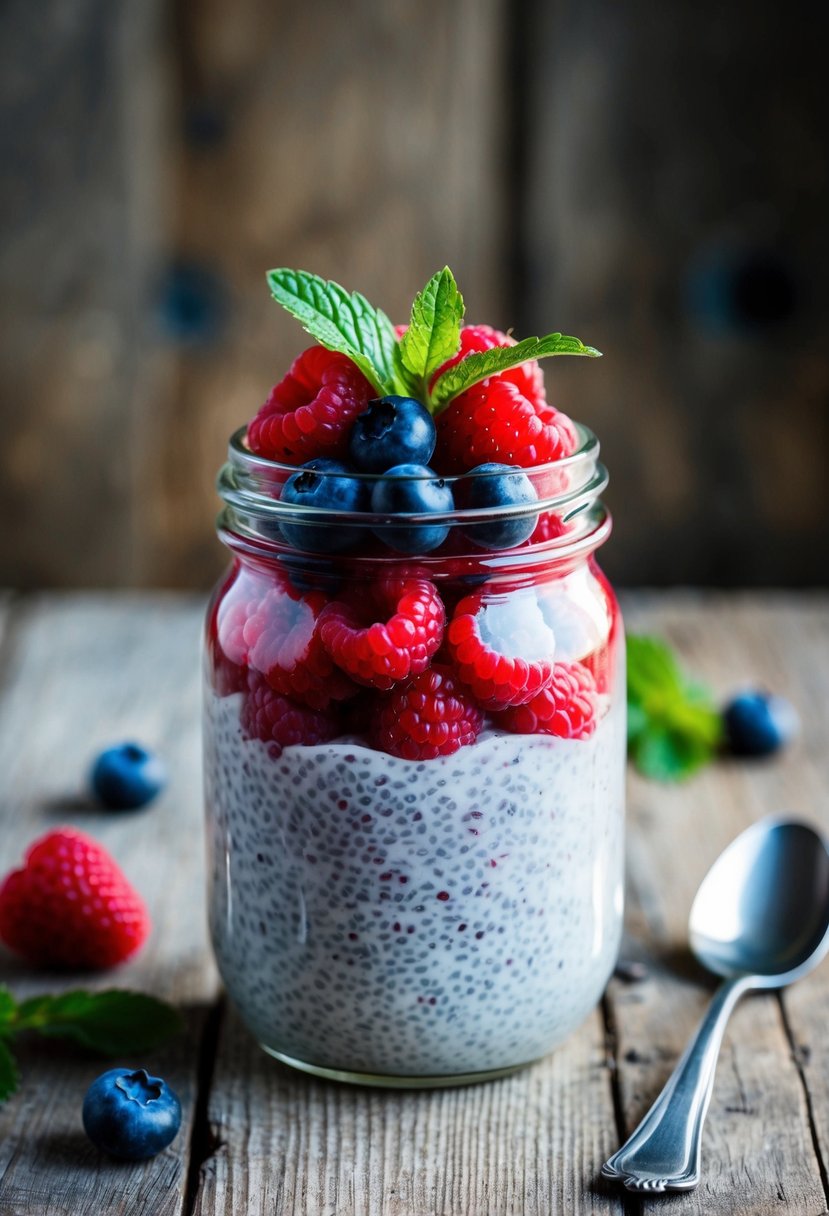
[370,463,455,554]
[723,690,800,757]
[91,743,167,810]
[461,463,539,550]
[349,396,436,472]
[279,459,368,553]
[82,1067,182,1161]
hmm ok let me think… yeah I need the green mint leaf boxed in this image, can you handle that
[267,268,398,396]
[14,990,183,1056]
[0,1037,19,1102]
[430,332,601,410]
[626,634,723,782]
[398,267,464,390]
[0,986,17,1028]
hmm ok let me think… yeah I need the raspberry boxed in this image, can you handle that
[247,346,374,463]
[435,325,546,408]
[319,574,445,690]
[241,673,340,754]
[371,665,484,760]
[528,511,569,544]
[445,592,556,709]
[243,576,356,709]
[437,378,578,473]
[494,661,600,739]
[0,828,150,969]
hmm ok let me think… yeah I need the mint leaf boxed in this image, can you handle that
[0,986,17,1029]
[13,990,183,1055]
[0,1038,18,1102]
[430,332,601,410]
[267,268,398,396]
[398,267,464,389]
[626,635,723,782]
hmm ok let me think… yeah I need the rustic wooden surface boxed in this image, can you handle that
[0,591,828,1215]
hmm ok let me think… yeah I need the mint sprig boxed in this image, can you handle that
[267,268,399,396]
[0,986,183,1103]
[398,266,464,386]
[429,333,602,411]
[627,635,723,782]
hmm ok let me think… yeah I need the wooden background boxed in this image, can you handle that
[1,0,827,591]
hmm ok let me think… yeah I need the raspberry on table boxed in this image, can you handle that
[371,664,484,760]
[241,672,341,754]
[246,345,374,463]
[243,576,357,710]
[319,574,445,690]
[0,827,150,969]
[445,592,556,709]
[494,661,600,739]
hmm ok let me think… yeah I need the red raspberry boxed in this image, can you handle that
[247,346,374,463]
[208,571,249,696]
[243,576,356,710]
[0,828,150,969]
[437,379,578,473]
[241,673,340,754]
[494,661,600,739]
[528,511,569,544]
[319,574,445,690]
[372,664,484,760]
[435,325,546,408]
[445,592,556,709]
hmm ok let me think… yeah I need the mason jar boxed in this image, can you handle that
[203,424,625,1086]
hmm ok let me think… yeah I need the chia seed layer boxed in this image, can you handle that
[204,691,625,1078]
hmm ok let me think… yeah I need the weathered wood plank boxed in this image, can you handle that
[0,596,219,1216]
[610,594,829,1214]
[195,1005,622,1216]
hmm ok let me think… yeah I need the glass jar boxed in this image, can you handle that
[203,425,625,1087]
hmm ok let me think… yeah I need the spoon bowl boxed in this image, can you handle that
[690,817,829,986]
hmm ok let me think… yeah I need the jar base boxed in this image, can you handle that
[259,1042,538,1089]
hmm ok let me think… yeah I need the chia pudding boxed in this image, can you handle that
[205,687,625,1078]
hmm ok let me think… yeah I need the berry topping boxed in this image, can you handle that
[82,1067,182,1161]
[241,672,341,754]
[460,463,539,550]
[723,690,800,757]
[371,664,484,760]
[279,458,369,553]
[0,828,150,969]
[528,511,569,544]
[247,346,374,462]
[319,574,445,690]
[445,592,556,709]
[90,743,167,811]
[370,464,454,554]
[494,661,600,739]
[349,395,436,472]
[243,576,356,709]
[437,378,579,473]
[436,324,546,408]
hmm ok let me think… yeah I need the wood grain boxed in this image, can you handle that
[0,596,219,1215]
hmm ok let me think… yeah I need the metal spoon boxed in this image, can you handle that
[602,815,829,1193]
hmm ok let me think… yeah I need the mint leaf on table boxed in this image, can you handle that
[267,268,399,396]
[398,267,464,392]
[627,634,723,782]
[0,1038,18,1102]
[430,332,602,411]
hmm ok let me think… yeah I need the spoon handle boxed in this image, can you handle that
[602,974,752,1192]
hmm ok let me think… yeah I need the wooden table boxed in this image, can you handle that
[0,592,827,1215]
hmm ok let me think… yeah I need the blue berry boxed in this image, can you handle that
[91,743,166,810]
[461,463,539,550]
[349,396,436,472]
[82,1068,181,1161]
[370,463,454,554]
[279,459,368,553]
[723,690,800,757]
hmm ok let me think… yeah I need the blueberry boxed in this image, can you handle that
[349,396,436,472]
[723,690,800,757]
[461,463,539,550]
[82,1067,182,1161]
[91,743,167,810]
[370,463,454,553]
[279,459,369,553]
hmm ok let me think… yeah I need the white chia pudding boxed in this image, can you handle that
[204,691,625,1078]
